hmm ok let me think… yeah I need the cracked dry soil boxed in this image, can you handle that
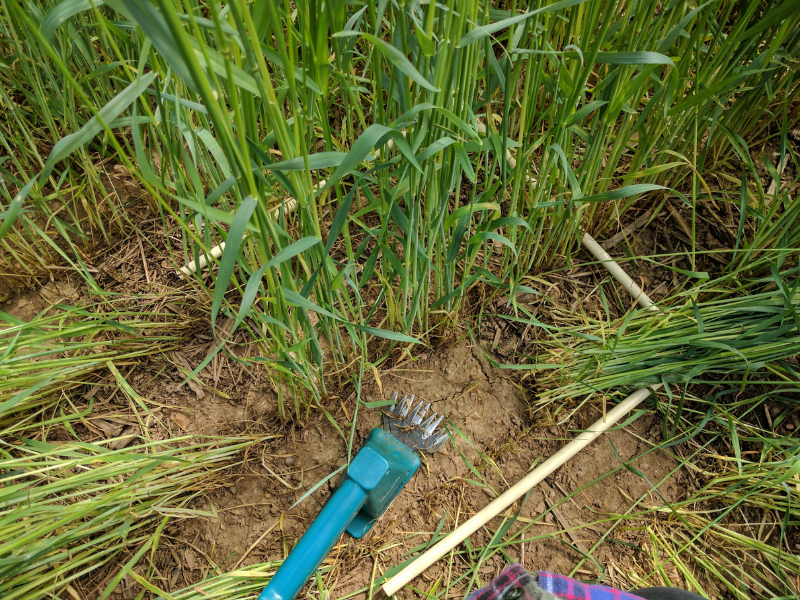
[163,341,683,599]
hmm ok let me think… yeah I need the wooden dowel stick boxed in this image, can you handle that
[382,386,656,597]
[581,232,657,311]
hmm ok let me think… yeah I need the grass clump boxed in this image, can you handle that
[3,0,798,412]
[1,302,251,600]
[528,267,800,410]
[0,304,187,436]
[627,387,800,600]
[0,436,251,600]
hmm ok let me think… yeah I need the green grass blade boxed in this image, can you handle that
[40,73,156,181]
[211,196,257,328]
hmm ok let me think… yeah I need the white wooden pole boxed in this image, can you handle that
[382,386,655,596]
[580,232,657,311]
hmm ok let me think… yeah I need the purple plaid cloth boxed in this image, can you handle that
[537,571,645,600]
[466,564,538,600]
[467,565,645,600]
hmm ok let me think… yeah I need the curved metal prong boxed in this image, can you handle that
[424,414,443,436]
[399,394,414,417]
[381,392,449,453]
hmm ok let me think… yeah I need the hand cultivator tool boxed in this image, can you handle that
[258,392,448,600]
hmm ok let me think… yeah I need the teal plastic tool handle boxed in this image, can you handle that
[258,479,367,600]
[258,446,389,600]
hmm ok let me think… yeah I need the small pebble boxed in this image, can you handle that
[786,423,795,430]
[285,456,295,466]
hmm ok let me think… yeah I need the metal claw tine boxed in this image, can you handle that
[390,395,400,414]
[428,432,448,452]
[387,392,399,415]
[419,413,436,431]
[425,414,443,436]
[404,394,415,414]
[412,402,429,426]
[404,400,422,425]
[393,394,403,415]
[419,402,431,422]
[384,392,449,453]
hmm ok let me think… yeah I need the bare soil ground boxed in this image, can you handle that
[1,243,691,600]
[9,152,800,598]
[124,339,684,599]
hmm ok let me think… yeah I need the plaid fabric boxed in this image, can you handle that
[467,564,555,600]
[537,571,645,600]
[467,566,646,600]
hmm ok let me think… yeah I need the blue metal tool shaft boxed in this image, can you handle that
[257,479,367,600]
